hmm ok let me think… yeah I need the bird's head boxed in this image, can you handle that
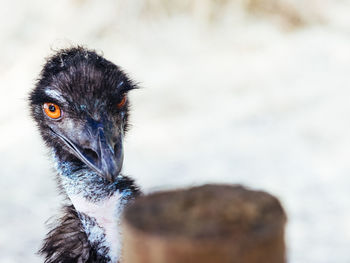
[29,47,137,183]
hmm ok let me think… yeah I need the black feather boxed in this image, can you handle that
[39,205,103,263]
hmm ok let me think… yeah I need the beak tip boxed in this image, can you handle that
[100,162,122,183]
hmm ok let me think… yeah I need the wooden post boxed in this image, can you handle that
[122,184,287,263]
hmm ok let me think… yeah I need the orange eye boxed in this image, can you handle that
[43,103,61,119]
[117,95,127,109]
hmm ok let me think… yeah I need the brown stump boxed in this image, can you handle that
[122,184,287,263]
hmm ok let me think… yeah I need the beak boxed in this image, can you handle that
[53,125,123,182]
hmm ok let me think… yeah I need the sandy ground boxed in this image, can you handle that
[0,0,350,262]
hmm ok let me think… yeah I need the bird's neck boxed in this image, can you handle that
[70,191,125,263]
[54,156,139,263]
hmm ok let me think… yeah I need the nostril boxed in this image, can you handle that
[114,143,121,156]
[83,148,99,163]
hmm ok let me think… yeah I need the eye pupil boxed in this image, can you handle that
[49,105,56,112]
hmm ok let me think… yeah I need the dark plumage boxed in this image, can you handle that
[29,47,141,263]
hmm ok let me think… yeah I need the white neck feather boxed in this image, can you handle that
[69,192,124,263]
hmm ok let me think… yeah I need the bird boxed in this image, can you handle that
[29,46,141,263]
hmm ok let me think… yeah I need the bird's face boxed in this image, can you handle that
[30,48,136,183]
[37,93,127,183]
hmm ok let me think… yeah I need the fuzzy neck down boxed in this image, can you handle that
[55,158,138,263]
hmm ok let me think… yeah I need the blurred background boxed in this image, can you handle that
[0,0,350,262]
